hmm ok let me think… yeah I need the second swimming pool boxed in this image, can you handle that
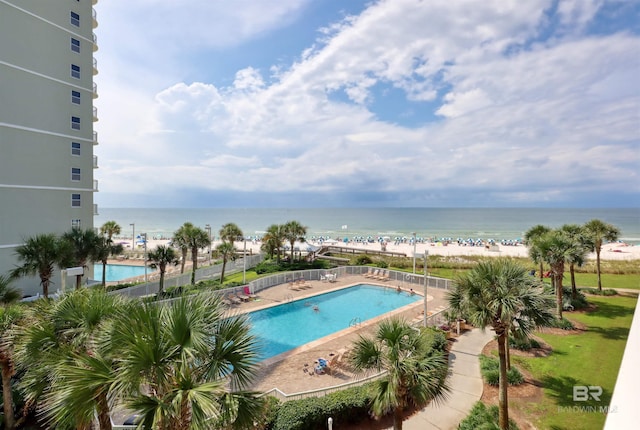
[249,284,421,360]
[93,264,155,282]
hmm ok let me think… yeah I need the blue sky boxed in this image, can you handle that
[94,0,640,208]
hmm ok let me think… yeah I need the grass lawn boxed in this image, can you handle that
[573,272,640,290]
[512,294,637,429]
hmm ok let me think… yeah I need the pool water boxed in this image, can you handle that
[249,284,421,360]
[93,264,154,282]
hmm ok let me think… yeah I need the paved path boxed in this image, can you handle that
[402,328,495,430]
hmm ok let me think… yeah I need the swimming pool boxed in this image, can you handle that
[93,264,155,282]
[248,284,421,360]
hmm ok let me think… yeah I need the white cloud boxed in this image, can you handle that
[94,0,640,207]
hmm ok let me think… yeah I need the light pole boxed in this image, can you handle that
[142,233,148,282]
[423,250,429,327]
[412,232,417,274]
[130,223,135,252]
[205,224,212,266]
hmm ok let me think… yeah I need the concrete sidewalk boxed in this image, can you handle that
[402,328,495,430]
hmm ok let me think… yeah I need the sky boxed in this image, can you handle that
[93,0,640,208]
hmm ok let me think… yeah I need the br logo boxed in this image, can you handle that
[573,385,602,402]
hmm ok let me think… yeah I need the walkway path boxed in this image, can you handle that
[402,327,495,430]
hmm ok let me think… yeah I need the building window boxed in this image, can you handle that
[71,194,81,207]
[71,64,80,79]
[71,38,80,53]
[71,219,81,229]
[71,116,81,130]
[71,90,81,104]
[70,11,80,27]
[71,142,81,155]
[71,168,81,181]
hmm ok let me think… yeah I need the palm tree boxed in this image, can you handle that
[172,222,193,274]
[560,224,591,299]
[0,303,24,430]
[95,236,124,287]
[283,220,307,261]
[0,274,21,304]
[99,221,121,243]
[220,222,243,248]
[183,225,211,285]
[216,241,236,284]
[583,219,620,291]
[12,289,127,430]
[448,258,554,430]
[349,317,449,430]
[531,230,574,319]
[109,293,264,429]
[147,245,179,296]
[261,224,285,262]
[62,227,102,289]
[11,233,72,298]
[524,224,551,280]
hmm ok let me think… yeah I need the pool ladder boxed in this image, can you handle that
[349,317,362,327]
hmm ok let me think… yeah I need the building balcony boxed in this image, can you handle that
[93,204,99,216]
[92,8,98,29]
[93,58,98,75]
[93,179,99,192]
[93,82,98,98]
[93,131,98,145]
[93,106,98,121]
[93,155,98,168]
[93,33,98,52]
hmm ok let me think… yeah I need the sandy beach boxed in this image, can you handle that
[127,237,640,261]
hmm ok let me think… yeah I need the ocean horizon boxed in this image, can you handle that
[95,207,640,245]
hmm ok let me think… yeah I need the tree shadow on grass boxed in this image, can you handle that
[586,325,630,341]
[539,374,612,408]
[584,300,636,320]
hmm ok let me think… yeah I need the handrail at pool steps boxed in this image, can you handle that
[349,316,362,327]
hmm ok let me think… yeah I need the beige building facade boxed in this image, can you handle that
[0,0,99,296]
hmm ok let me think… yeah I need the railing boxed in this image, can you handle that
[93,57,98,74]
[93,82,98,98]
[349,316,362,327]
[92,8,98,28]
[93,203,99,215]
[93,179,99,191]
[92,33,98,51]
[93,155,98,168]
[93,131,98,144]
[93,106,98,121]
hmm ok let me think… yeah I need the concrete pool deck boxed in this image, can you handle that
[223,274,451,395]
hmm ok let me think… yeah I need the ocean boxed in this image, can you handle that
[95,208,640,245]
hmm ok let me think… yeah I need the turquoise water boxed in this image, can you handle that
[249,284,421,360]
[93,264,154,282]
[96,208,640,244]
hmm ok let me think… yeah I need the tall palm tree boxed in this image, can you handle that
[583,219,620,291]
[524,224,551,280]
[147,245,179,297]
[184,225,211,285]
[216,241,236,284]
[94,236,124,287]
[283,220,307,261]
[531,230,574,319]
[62,227,102,289]
[261,224,285,262]
[448,258,554,430]
[12,289,127,430]
[99,221,121,244]
[560,224,591,299]
[349,318,449,430]
[172,222,193,274]
[109,293,264,429]
[11,233,72,298]
[0,304,24,430]
[220,222,243,248]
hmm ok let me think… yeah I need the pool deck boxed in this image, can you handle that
[224,274,451,396]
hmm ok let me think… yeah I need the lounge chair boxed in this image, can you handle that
[236,292,250,302]
[363,267,373,278]
[243,286,257,300]
[379,271,391,281]
[367,269,380,279]
[227,294,241,305]
[375,270,387,280]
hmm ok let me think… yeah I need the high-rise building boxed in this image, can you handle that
[0,0,99,296]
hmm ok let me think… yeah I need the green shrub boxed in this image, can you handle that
[354,255,373,265]
[479,356,525,386]
[547,317,575,330]
[580,287,618,296]
[376,260,389,268]
[422,326,448,353]
[509,336,541,351]
[458,401,520,430]
[271,383,373,430]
